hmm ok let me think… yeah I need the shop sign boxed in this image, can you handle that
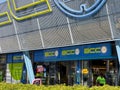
[62,49,75,56]
[13,55,23,60]
[84,46,107,54]
[82,69,89,74]
[83,44,110,57]
[44,50,58,57]
[34,43,112,62]
[54,0,106,18]
[62,48,80,56]
[84,47,101,54]
[0,0,106,26]
[7,53,24,63]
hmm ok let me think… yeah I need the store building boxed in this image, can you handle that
[0,0,120,86]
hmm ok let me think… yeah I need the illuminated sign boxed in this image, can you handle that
[62,49,75,55]
[84,47,101,54]
[101,46,107,53]
[54,0,106,18]
[34,43,112,62]
[84,46,107,54]
[44,50,58,57]
[62,48,80,56]
[13,55,23,60]
[0,0,106,26]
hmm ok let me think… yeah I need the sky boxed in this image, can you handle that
[0,0,6,4]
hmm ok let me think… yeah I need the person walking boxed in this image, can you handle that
[96,73,106,86]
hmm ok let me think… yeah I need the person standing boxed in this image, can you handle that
[96,73,106,86]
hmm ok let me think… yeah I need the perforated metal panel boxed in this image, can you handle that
[0,15,8,22]
[42,25,72,47]
[107,0,120,15]
[15,0,33,7]
[106,0,120,39]
[0,2,19,53]
[15,18,38,34]
[71,16,112,44]
[0,0,119,54]
[18,31,43,50]
[38,6,67,30]
[9,0,35,17]
[67,0,108,23]
[0,2,8,12]
[0,3,15,38]
[0,36,20,53]
[111,14,120,39]
[0,24,15,38]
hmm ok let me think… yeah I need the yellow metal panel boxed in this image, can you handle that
[0,12,12,26]
[7,0,52,21]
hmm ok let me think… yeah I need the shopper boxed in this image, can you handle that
[96,73,106,86]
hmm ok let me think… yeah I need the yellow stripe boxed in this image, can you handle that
[0,12,12,26]
[7,0,52,21]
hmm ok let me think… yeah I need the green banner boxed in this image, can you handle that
[9,63,23,80]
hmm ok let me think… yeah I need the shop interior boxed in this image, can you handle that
[34,59,118,86]
[34,61,76,85]
[84,59,119,86]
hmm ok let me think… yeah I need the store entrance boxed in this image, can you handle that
[48,62,67,85]
[91,60,118,86]
[56,61,75,85]
[34,61,76,85]
[57,62,67,84]
[91,60,107,85]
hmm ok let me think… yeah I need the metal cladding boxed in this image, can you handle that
[0,0,120,53]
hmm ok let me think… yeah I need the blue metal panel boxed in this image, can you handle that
[34,50,44,62]
[81,43,112,58]
[7,52,23,63]
[34,43,113,62]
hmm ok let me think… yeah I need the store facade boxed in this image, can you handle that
[0,41,119,85]
[0,0,120,86]
[33,42,118,86]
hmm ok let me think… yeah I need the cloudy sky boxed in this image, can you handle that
[0,0,6,4]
